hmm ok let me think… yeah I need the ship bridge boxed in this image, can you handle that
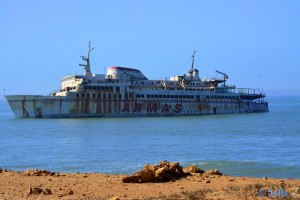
[106,66,148,80]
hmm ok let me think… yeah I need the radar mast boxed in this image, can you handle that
[79,41,94,76]
[191,50,197,71]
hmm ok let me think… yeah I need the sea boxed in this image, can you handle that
[0,96,299,179]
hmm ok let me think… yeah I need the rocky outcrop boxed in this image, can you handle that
[122,160,223,183]
[123,160,196,183]
[27,187,52,195]
[22,169,56,176]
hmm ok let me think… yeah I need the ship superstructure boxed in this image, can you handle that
[5,42,268,118]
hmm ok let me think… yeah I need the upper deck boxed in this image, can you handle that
[53,42,265,101]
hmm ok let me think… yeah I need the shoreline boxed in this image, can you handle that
[1,167,300,200]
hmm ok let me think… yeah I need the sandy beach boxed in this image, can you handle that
[1,161,300,200]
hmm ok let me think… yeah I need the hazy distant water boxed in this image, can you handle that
[0,96,299,178]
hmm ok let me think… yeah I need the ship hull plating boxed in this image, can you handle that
[5,95,268,118]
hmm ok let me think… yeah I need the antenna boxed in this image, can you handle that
[191,50,197,71]
[79,41,94,76]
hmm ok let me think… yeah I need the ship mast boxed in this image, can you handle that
[79,41,94,76]
[191,50,197,71]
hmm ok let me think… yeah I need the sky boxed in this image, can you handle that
[1,0,300,99]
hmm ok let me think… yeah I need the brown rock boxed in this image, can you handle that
[22,169,55,176]
[183,165,204,173]
[109,197,120,200]
[139,164,155,182]
[122,175,141,183]
[154,160,170,171]
[124,160,191,183]
[31,187,43,195]
[170,162,185,176]
[27,187,33,195]
[205,169,223,176]
[42,188,52,195]
[154,166,167,182]
[67,189,74,195]
[142,164,155,172]
[155,166,167,178]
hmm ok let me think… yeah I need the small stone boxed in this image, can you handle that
[42,188,52,195]
[32,187,43,195]
[109,197,120,200]
[27,187,33,195]
[67,189,74,195]
[206,180,211,183]
[262,177,268,180]
[183,165,204,173]
[205,169,222,176]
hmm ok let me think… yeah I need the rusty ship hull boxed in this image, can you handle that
[5,92,268,118]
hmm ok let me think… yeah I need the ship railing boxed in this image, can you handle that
[237,88,264,96]
[216,87,265,96]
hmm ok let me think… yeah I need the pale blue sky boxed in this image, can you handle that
[1,0,300,98]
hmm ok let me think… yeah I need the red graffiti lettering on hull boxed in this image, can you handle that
[147,103,157,113]
[122,103,130,112]
[174,104,182,113]
[133,103,142,112]
[161,104,169,113]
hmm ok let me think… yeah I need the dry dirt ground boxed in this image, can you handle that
[1,169,300,200]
